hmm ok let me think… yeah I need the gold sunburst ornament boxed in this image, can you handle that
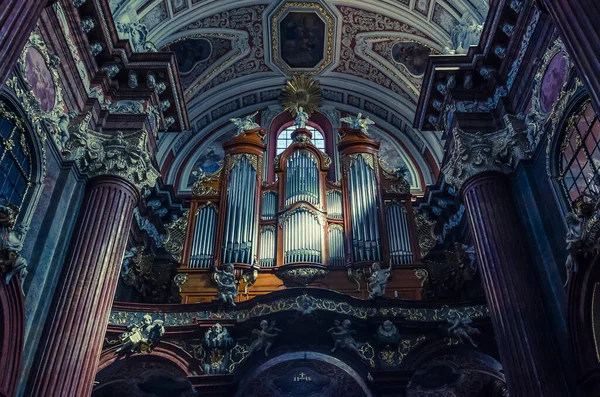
[281,76,323,117]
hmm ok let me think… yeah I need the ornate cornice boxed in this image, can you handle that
[442,115,531,191]
[63,113,159,190]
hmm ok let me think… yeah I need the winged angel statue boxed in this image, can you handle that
[230,111,260,135]
[340,113,375,134]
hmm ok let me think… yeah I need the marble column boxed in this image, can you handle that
[25,126,159,397]
[0,1,50,85]
[538,0,600,112]
[442,125,572,397]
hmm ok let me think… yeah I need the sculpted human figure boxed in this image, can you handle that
[446,310,480,348]
[0,203,29,288]
[204,323,233,348]
[116,314,165,353]
[368,262,391,299]
[247,320,280,357]
[564,212,584,286]
[376,320,400,344]
[294,106,309,129]
[213,263,238,306]
[329,319,361,356]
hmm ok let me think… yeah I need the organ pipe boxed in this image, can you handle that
[283,208,323,264]
[259,226,276,267]
[221,155,258,264]
[347,155,381,262]
[326,190,343,218]
[189,204,218,268]
[385,201,412,265]
[328,224,344,266]
[261,191,277,220]
[285,150,320,206]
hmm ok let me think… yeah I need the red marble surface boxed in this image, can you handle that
[25,176,139,397]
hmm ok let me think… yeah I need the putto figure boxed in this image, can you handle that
[213,263,238,306]
[116,314,165,353]
[368,262,391,299]
[247,320,281,357]
[230,111,260,134]
[340,113,375,134]
[446,310,480,348]
[328,319,361,356]
[294,106,309,129]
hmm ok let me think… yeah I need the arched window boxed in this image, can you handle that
[276,125,325,155]
[559,101,600,202]
[0,102,31,211]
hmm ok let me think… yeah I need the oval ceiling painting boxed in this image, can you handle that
[24,47,56,113]
[540,52,567,114]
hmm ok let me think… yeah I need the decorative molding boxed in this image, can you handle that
[275,266,330,286]
[443,115,531,191]
[164,211,189,262]
[63,113,159,190]
[413,210,437,259]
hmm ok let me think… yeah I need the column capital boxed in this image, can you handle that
[64,113,159,191]
[442,115,531,192]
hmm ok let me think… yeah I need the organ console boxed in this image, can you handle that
[177,118,424,303]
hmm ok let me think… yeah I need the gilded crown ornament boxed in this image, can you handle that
[281,76,323,117]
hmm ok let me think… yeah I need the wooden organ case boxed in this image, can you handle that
[177,125,424,303]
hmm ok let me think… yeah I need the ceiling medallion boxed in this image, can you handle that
[271,2,334,75]
[281,75,323,117]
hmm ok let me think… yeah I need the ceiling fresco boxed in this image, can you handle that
[107,0,489,194]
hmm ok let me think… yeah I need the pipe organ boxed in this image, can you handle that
[178,123,423,303]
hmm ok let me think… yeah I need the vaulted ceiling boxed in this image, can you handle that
[108,0,488,194]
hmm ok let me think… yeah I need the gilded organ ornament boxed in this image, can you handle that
[116,314,165,354]
[281,75,323,117]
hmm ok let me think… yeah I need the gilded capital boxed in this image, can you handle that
[63,113,159,190]
[442,115,530,191]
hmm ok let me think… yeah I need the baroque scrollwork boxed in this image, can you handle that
[442,114,531,191]
[163,211,189,262]
[413,210,438,259]
[275,266,329,286]
[63,113,159,190]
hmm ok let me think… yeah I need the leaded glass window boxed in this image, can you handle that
[276,125,325,155]
[0,103,31,211]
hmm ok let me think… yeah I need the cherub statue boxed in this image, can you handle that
[446,310,480,348]
[0,203,29,289]
[230,111,259,135]
[213,263,238,306]
[294,106,309,129]
[368,262,391,299]
[116,314,165,353]
[524,112,540,150]
[329,319,361,356]
[247,320,281,357]
[204,323,233,348]
[340,113,375,134]
[376,320,400,344]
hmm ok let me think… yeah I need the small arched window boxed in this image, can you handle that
[0,102,32,211]
[276,125,325,155]
[559,101,600,201]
